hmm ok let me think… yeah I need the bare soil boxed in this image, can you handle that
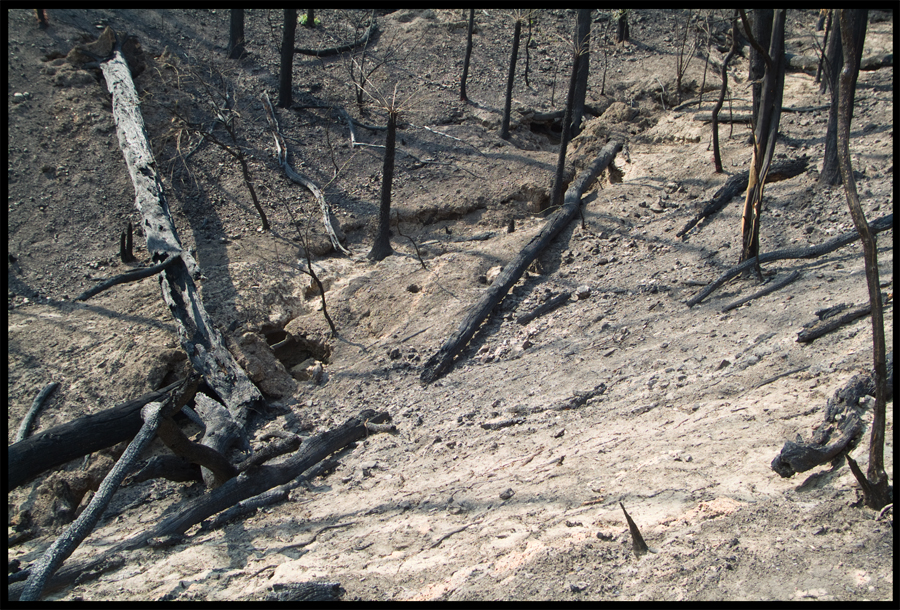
[7,9,894,602]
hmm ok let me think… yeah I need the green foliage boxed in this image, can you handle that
[298,15,322,27]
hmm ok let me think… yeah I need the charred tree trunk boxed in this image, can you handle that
[421,140,622,384]
[278,9,298,108]
[460,8,475,102]
[227,9,246,59]
[616,11,629,44]
[7,378,195,492]
[368,111,397,261]
[712,13,739,173]
[500,18,522,140]
[749,9,773,136]
[97,30,263,434]
[303,9,316,28]
[738,9,786,268]
[835,9,888,511]
[9,410,393,601]
[571,9,591,136]
[548,41,582,212]
[819,13,844,186]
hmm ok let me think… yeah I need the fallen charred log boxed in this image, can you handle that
[420,140,622,383]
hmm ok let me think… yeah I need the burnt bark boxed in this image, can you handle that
[677,156,809,238]
[571,9,591,136]
[278,9,297,108]
[712,13,739,173]
[615,12,629,44]
[227,9,246,59]
[8,410,392,601]
[99,33,263,436]
[686,213,892,307]
[460,9,475,102]
[835,9,888,511]
[8,376,197,492]
[368,111,397,261]
[749,9,773,135]
[421,140,622,383]
[738,9,786,267]
[500,18,522,140]
[819,13,844,186]
[548,41,582,211]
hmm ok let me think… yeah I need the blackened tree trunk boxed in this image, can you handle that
[303,9,316,28]
[616,11,629,44]
[712,13,739,173]
[819,12,844,186]
[368,111,397,261]
[460,8,475,102]
[815,9,833,84]
[547,43,582,211]
[571,9,591,136]
[749,9,773,136]
[227,9,246,59]
[278,9,298,108]
[739,9,786,267]
[500,18,522,140]
[835,9,888,511]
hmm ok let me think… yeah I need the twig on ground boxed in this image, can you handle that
[15,383,59,443]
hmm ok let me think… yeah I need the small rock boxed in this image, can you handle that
[716,359,731,371]
[499,488,515,501]
[486,266,503,284]
[570,582,589,593]
[388,347,402,360]
[406,284,420,293]
[575,285,592,299]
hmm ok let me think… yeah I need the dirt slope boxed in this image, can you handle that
[7,9,893,601]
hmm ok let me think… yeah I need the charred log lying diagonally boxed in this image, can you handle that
[686,213,892,307]
[421,140,622,383]
[8,409,394,602]
[97,27,263,435]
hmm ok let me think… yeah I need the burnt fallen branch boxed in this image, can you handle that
[516,291,572,325]
[96,28,263,432]
[796,302,872,343]
[421,140,622,383]
[263,93,349,255]
[73,254,180,302]
[19,401,171,601]
[14,382,59,443]
[770,353,893,478]
[677,156,809,238]
[722,269,800,312]
[294,21,377,57]
[9,409,392,601]
[8,376,198,492]
[686,213,892,307]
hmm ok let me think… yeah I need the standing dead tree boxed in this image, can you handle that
[548,23,588,212]
[571,9,592,136]
[748,9,773,136]
[278,9,298,108]
[834,9,889,511]
[460,8,475,102]
[421,139,622,383]
[711,12,739,173]
[76,28,263,434]
[737,9,786,270]
[818,11,844,186]
[227,9,246,59]
[500,11,524,140]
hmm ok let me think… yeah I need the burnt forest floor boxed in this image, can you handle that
[7,9,894,601]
